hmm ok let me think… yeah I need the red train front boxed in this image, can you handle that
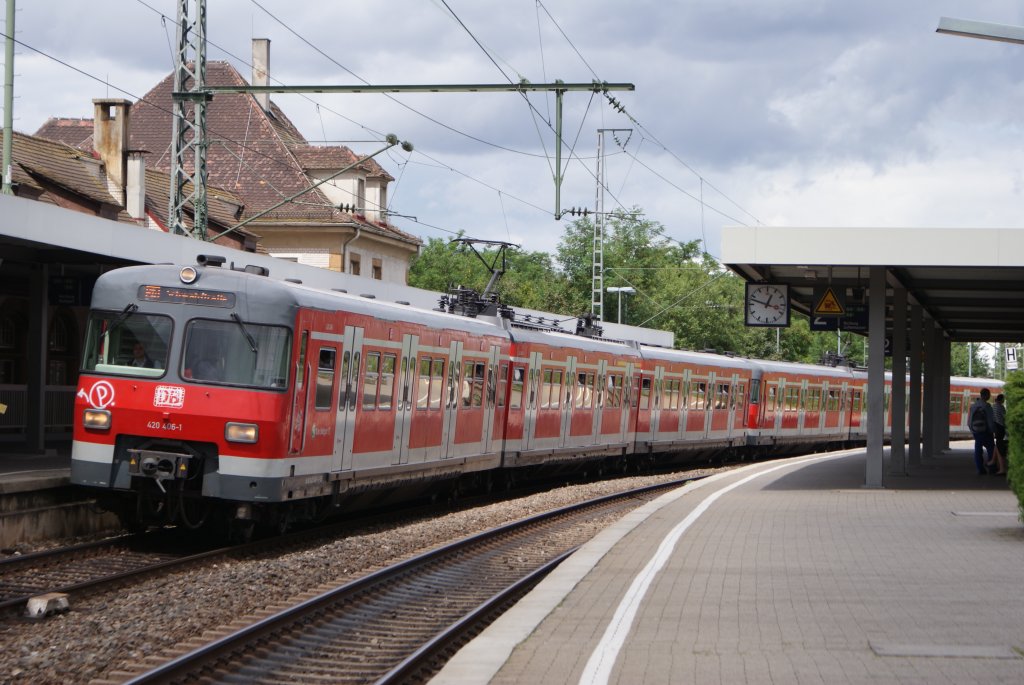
[72,257,300,532]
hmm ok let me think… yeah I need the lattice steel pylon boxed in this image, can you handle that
[168,0,209,240]
[591,130,605,320]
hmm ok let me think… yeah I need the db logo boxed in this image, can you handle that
[154,386,186,409]
[77,381,116,409]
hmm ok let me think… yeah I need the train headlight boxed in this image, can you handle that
[82,408,111,430]
[225,422,259,444]
[179,266,198,284]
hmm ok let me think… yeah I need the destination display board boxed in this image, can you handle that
[138,285,236,308]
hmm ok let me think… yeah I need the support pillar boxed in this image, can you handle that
[866,266,886,488]
[907,305,923,466]
[889,287,907,475]
[922,320,937,460]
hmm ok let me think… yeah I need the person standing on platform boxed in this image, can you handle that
[969,388,996,475]
[992,393,1008,476]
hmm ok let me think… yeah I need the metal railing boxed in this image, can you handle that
[0,385,76,433]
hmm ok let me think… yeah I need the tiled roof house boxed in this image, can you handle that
[119,39,420,282]
[7,108,256,252]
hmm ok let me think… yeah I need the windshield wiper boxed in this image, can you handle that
[102,303,138,338]
[231,313,258,353]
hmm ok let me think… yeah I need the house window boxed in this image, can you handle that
[350,253,361,276]
[372,258,382,280]
[357,179,366,214]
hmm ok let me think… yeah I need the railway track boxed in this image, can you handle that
[0,532,236,616]
[101,477,694,685]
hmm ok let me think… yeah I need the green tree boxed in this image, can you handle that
[408,236,571,312]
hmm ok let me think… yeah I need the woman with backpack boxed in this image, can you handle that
[969,388,997,475]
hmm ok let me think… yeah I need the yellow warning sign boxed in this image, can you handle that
[814,287,845,316]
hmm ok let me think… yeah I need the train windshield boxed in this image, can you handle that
[81,308,173,378]
[182,318,291,389]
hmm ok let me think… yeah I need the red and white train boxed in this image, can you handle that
[71,257,992,533]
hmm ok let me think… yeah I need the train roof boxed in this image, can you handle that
[95,263,512,340]
[746,358,861,379]
[637,345,757,371]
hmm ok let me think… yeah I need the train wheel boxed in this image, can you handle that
[229,519,255,544]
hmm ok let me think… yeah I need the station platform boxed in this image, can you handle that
[432,445,1024,685]
[0,441,71,494]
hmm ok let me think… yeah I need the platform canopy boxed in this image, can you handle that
[722,226,1024,343]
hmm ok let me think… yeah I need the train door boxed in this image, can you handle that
[481,345,500,453]
[727,373,741,437]
[622,361,637,444]
[442,340,464,459]
[333,326,363,472]
[289,315,314,455]
[704,371,720,439]
[652,367,664,436]
[635,366,655,439]
[300,334,341,457]
[395,334,417,465]
[522,350,543,451]
[559,355,577,448]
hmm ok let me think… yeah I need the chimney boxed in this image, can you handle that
[92,99,131,195]
[252,38,271,113]
[126,151,146,220]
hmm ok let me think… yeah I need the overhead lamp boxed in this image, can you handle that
[937,17,1024,45]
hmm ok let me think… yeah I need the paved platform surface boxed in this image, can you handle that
[0,441,70,494]
[433,446,1024,685]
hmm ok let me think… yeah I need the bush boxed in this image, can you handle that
[1004,371,1024,521]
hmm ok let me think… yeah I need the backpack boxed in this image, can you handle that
[970,405,988,433]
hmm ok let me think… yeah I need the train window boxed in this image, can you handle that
[497,364,508,407]
[447,361,458,408]
[827,390,839,411]
[297,332,307,390]
[766,385,777,410]
[179,318,291,389]
[786,387,801,411]
[605,374,621,409]
[552,370,565,408]
[379,354,397,410]
[749,379,761,404]
[315,347,336,410]
[363,352,380,410]
[417,357,431,409]
[430,359,444,409]
[575,373,586,409]
[639,378,651,410]
[510,366,525,409]
[949,395,962,413]
[473,362,486,407]
[340,351,351,408]
[735,383,746,413]
[82,310,173,379]
[539,369,553,409]
[586,373,596,409]
[715,384,729,409]
[689,381,705,411]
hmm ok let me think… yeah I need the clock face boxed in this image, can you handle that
[745,283,790,327]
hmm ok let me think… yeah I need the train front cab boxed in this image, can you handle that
[71,262,299,528]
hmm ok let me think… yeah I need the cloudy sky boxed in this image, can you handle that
[5,1,1024,259]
